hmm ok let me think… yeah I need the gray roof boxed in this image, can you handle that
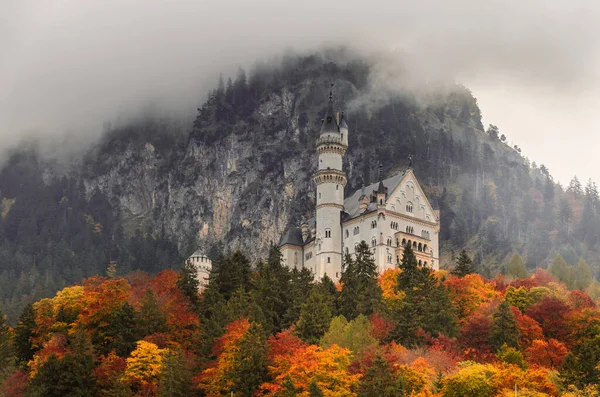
[190,249,207,257]
[279,217,317,247]
[320,100,339,134]
[343,171,408,219]
[339,112,348,129]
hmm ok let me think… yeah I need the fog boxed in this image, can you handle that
[2,0,599,184]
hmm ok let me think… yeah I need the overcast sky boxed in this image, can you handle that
[1,0,599,186]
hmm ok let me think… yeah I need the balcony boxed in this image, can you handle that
[393,231,432,266]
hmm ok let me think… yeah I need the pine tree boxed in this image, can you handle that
[283,267,317,327]
[13,303,36,365]
[339,241,381,320]
[213,251,252,300]
[452,250,475,277]
[137,289,168,336]
[104,302,138,357]
[0,306,13,370]
[506,253,528,279]
[549,254,571,286]
[296,286,333,344]
[572,259,593,291]
[390,244,456,346]
[159,348,193,397]
[251,245,292,334]
[230,323,268,396]
[176,260,200,307]
[358,353,401,397]
[489,301,519,351]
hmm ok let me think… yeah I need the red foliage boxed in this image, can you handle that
[94,351,127,390]
[0,370,28,397]
[211,317,251,357]
[458,313,493,361]
[491,274,508,294]
[531,268,557,287]
[568,290,596,310]
[143,333,171,348]
[513,309,544,349]
[369,312,395,341]
[526,296,571,341]
[509,278,537,289]
[267,328,307,361]
[526,339,568,369]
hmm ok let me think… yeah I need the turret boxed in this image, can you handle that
[301,222,309,242]
[339,112,349,147]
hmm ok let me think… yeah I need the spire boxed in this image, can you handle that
[339,111,348,129]
[320,83,339,134]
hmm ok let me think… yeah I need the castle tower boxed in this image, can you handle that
[313,88,347,280]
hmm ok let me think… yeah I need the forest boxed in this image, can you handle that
[1,243,600,396]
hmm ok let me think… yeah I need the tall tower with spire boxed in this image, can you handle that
[313,87,347,280]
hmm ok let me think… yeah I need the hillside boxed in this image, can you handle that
[0,49,598,321]
[1,244,600,395]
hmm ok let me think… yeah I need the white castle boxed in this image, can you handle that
[279,90,440,281]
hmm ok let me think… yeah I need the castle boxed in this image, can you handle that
[279,90,440,281]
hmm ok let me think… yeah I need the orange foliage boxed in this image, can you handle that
[0,370,28,397]
[526,339,568,369]
[261,340,360,396]
[28,333,68,377]
[513,309,544,349]
[444,274,499,320]
[379,268,404,303]
[77,277,131,329]
[458,313,493,361]
[369,312,395,341]
[568,290,596,310]
[94,351,127,391]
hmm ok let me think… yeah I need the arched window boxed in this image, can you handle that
[418,243,423,251]
[336,185,339,190]
[325,229,331,238]
[424,261,428,266]
[345,229,349,238]
[371,220,377,229]
[396,255,400,264]
[402,238,407,246]
[423,244,428,252]
[371,238,377,247]
[354,226,360,235]
[406,202,413,213]
[387,238,392,246]
[327,257,331,263]
[418,260,422,266]
[388,254,393,263]
[413,241,417,249]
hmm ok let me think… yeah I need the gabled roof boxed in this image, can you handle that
[279,217,316,247]
[320,99,339,134]
[344,171,408,219]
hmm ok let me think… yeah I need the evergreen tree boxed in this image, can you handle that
[137,289,168,336]
[0,307,13,370]
[230,323,268,396]
[213,251,252,300]
[358,353,402,397]
[296,286,333,344]
[390,245,456,346]
[104,302,138,357]
[251,245,292,334]
[283,268,317,326]
[159,348,193,397]
[225,287,267,327]
[572,258,593,291]
[452,250,475,277]
[549,254,571,286]
[560,336,600,389]
[197,282,229,357]
[506,253,528,279]
[489,301,519,351]
[567,176,584,196]
[176,260,200,307]
[13,303,36,365]
[339,242,381,320]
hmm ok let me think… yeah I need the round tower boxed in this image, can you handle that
[313,88,347,280]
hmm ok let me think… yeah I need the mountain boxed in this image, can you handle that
[0,49,598,322]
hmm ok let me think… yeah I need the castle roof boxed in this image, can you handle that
[320,91,339,134]
[189,249,208,258]
[279,217,316,247]
[339,112,348,129]
[343,170,409,220]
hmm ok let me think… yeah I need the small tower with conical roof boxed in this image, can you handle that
[313,86,347,280]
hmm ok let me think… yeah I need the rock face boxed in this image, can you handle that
[80,62,490,263]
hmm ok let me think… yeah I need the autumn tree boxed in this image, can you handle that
[526,296,570,341]
[506,253,528,279]
[320,315,377,356]
[339,242,381,320]
[358,353,403,397]
[526,339,568,369]
[452,250,475,278]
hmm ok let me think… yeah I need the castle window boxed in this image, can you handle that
[353,226,359,235]
[402,238,407,246]
[418,260,423,266]
[371,220,377,229]
[325,229,331,238]
[413,241,417,249]
[345,229,349,238]
[380,199,383,205]
[424,244,428,252]
[388,254,393,263]
[405,226,414,234]
[406,202,413,213]
[396,255,400,264]
[396,238,399,246]
[336,185,339,190]
[418,243,423,251]
[424,261,428,266]
[371,238,377,247]
[294,252,298,264]
[327,257,331,263]
[387,237,392,246]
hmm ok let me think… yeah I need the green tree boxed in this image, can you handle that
[489,301,519,351]
[176,260,200,307]
[250,245,292,334]
[103,302,138,357]
[560,336,600,389]
[549,254,571,286]
[320,315,377,356]
[137,289,168,336]
[339,242,381,320]
[390,244,457,346]
[358,353,403,397]
[283,268,315,327]
[213,251,252,300]
[452,250,475,278]
[506,253,528,279]
[572,259,593,291]
[13,303,36,365]
[0,306,14,370]
[159,348,193,397]
[230,323,268,396]
[296,286,333,344]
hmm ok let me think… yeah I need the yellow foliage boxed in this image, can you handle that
[379,268,404,303]
[561,384,600,397]
[125,340,167,383]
